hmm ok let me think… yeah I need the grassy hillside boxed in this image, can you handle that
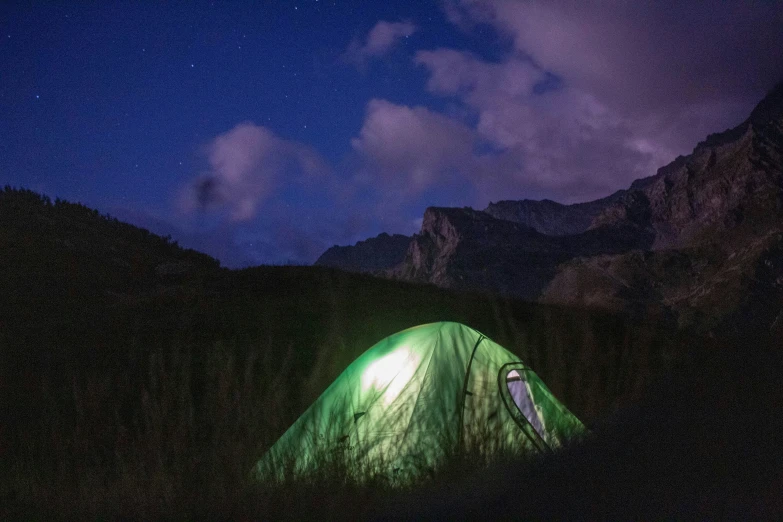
[0,187,701,517]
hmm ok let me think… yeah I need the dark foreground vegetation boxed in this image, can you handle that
[1,187,779,519]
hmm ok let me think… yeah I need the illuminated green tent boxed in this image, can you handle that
[255,322,585,481]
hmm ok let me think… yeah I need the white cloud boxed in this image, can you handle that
[181,122,327,222]
[446,0,782,121]
[343,20,417,66]
[416,48,540,102]
[350,98,476,193]
[403,0,783,205]
[413,47,659,203]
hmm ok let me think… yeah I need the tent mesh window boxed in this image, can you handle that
[505,369,545,440]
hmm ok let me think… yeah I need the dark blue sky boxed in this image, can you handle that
[3,1,782,266]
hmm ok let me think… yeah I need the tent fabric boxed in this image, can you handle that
[255,322,585,481]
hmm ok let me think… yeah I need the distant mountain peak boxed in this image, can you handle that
[592,80,783,249]
[484,190,627,236]
[314,232,410,273]
[750,80,783,126]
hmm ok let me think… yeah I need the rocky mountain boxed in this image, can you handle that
[315,232,410,273]
[484,190,627,236]
[319,192,628,275]
[542,83,783,331]
[589,92,783,249]
[540,229,783,332]
[314,82,783,334]
[389,206,653,299]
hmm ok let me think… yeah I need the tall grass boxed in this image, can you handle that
[0,308,683,519]
[3,339,290,518]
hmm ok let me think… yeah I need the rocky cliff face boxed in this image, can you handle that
[390,207,566,298]
[540,230,783,332]
[318,192,628,275]
[389,206,654,299]
[314,232,411,273]
[543,82,783,331]
[590,110,783,249]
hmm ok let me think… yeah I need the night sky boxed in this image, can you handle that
[3,2,782,266]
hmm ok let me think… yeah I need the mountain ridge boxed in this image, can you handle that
[314,81,783,334]
[315,232,410,273]
[484,190,628,236]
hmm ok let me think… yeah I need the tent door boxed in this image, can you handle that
[498,362,551,453]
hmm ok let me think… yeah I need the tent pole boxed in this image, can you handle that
[457,335,484,455]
